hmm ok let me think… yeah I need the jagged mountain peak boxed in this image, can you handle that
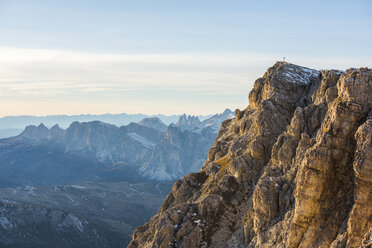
[201,109,234,130]
[129,64,372,248]
[19,123,49,140]
[50,124,61,130]
[138,117,167,132]
[248,62,320,111]
[48,124,64,138]
[177,114,200,122]
[176,114,201,130]
[222,108,233,115]
[37,123,48,129]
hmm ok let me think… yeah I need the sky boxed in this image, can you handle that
[0,0,371,116]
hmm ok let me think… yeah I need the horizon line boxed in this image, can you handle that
[0,108,234,119]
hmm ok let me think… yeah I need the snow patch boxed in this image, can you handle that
[127,185,144,195]
[155,184,162,194]
[69,185,86,189]
[65,195,78,206]
[194,219,201,224]
[0,217,13,230]
[25,186,36,195]
[143,165,174,181]
[98,192,106,198]
[127,132,155,148]
[280,66,318,85]
[64,214,85,233]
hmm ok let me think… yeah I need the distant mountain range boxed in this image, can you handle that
[0,109,234,247]
[0,112,215,139]
[0,109,234,186]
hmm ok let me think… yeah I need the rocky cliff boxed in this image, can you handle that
[142,126,217,180]
[128,62,372,248]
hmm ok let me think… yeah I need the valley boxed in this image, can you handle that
[0,110,233,247]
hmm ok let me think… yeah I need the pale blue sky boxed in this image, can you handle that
[0,0,371,116]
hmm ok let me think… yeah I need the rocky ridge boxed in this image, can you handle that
[175,110,234,132]
[129,62,372,248]
[0,110,233,186]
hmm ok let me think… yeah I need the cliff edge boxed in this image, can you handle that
[129,62,372,248]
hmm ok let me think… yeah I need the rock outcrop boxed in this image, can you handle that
[129,62,372,248]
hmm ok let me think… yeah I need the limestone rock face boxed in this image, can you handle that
[128,62,372,248]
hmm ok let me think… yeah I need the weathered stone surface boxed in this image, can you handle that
[346,119,372,248]
[128,62,372,248]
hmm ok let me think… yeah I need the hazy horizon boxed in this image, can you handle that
[0,109,223,118]
[0,108,231,118]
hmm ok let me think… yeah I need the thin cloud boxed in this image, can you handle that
[0,46,272,98]
[0,46,371,116]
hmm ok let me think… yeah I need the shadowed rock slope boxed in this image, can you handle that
[128,62,372,248]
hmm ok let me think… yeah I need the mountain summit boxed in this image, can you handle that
[138,117,168,132]
[176,115,202,131]
[129,62,372,248]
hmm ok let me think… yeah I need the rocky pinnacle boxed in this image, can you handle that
[128,62,372,248]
